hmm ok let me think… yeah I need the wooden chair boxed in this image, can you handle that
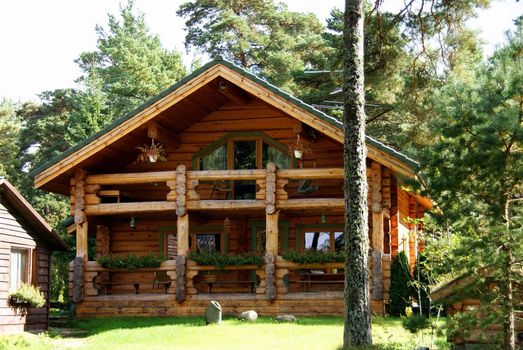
[210,180,232,199]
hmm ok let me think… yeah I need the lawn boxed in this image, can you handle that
[0,316,449,350]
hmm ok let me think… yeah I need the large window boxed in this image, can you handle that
[297,225,344,253]
[195,132,291,199]
[9,248,30,291]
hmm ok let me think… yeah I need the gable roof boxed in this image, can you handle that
[0,177,68,251]
[32,57,419,190]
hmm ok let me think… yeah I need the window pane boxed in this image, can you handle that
[304,232,330,252]
[262,143,290,169]
[9,249,28,291]
[196,234,221,252]
[200,144,227,170]
[334,232,344,253]
[234,141,256,169]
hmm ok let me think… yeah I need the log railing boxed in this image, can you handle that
[78,165,345,216]
[185,260,266,296]
[81,260,177,297]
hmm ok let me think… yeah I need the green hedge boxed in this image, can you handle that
[97,252,163,271]
[188,251,263,269]
[282,250,344,264]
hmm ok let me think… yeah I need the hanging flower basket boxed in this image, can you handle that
[135,139,167,163]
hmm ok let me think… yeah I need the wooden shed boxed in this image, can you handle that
[32,58,430,317]
[0,177,68,333]
[431,274,523,348]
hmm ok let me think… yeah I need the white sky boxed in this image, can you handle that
[0,0,520,102]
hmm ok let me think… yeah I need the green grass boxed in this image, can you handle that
[0,316,450,350]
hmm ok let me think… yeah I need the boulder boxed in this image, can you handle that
[276,314,297,322]
[205,300,222,325]
[238,310,258,322]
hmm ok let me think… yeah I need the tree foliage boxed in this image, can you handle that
[77,0,186,119]
[177,0,330,94]
[421,18,523,349]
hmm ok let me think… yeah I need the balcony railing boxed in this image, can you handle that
[77,164,345,217]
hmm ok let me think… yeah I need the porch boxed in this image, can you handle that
[69,161,392,315]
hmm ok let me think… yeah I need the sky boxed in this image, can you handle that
[0,0,521,102]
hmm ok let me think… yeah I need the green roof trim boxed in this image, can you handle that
[31,57,418,179]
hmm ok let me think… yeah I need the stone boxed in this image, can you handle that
[238,310,258,322]
[276,314,297,322]
[205,300,222,325]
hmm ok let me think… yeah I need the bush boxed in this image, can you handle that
[97,252,163,271]
[188,251,263,269]
[388,251,411,316]
[282,250,344,264]
[9,283,46,308]
[402,313,430,333]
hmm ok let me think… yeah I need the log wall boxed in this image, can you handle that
[0,198,51,333]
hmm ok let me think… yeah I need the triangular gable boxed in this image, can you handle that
[32,57,419,191]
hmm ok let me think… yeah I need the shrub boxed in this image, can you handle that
[388,251,411,316]
[9,283,46,308]
[402,313,430,333]
[282,250,344,264]
[97,252,163,271]
[188,251,263,269]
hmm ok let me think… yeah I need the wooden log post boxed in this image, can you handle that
[73,169,88,259]
[371,161,384,301]
[72,256,84,303]
[265,162,278,301]
[175,164,188,302]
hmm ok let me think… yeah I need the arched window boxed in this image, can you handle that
[193,132,291,199]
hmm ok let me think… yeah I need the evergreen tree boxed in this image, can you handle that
[177,0,330,94]
[77,0,186,118]
[0,100,21,179]
[422,18,523,349]
[388,251,411,317]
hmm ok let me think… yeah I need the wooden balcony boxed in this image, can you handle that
[76,163,345,217]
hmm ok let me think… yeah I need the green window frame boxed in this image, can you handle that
[295,224,344,253]
[250,220,290,255]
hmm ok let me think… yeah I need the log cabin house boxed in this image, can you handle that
[32,58,430,317]
[0,177,68,332]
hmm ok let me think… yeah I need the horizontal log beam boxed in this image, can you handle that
[85,171,176,185]
[277,168,344,180]
[85,201,176,215]
[187,200,265,210]
[276,198,345,210]
[187,169,266,181]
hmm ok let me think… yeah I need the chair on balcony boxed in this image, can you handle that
[152,271,171,293]
[210,180,232,199]
[297,159,319,194]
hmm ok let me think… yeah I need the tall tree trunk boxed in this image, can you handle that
[343,0,372,347]
[503,200,515,350]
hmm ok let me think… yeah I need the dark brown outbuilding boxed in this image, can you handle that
[0,177,68,333]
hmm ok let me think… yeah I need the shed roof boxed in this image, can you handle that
[0,177,68,251]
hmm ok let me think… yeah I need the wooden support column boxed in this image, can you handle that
[73,169,88,259]
[265,162,277,301]
[370,162,384,301]
[175,164,188,302]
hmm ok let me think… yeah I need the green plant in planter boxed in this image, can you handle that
[9,283,46,308]
[282,250,344,264]
[96,252,164,271]
[188,251,263,270]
